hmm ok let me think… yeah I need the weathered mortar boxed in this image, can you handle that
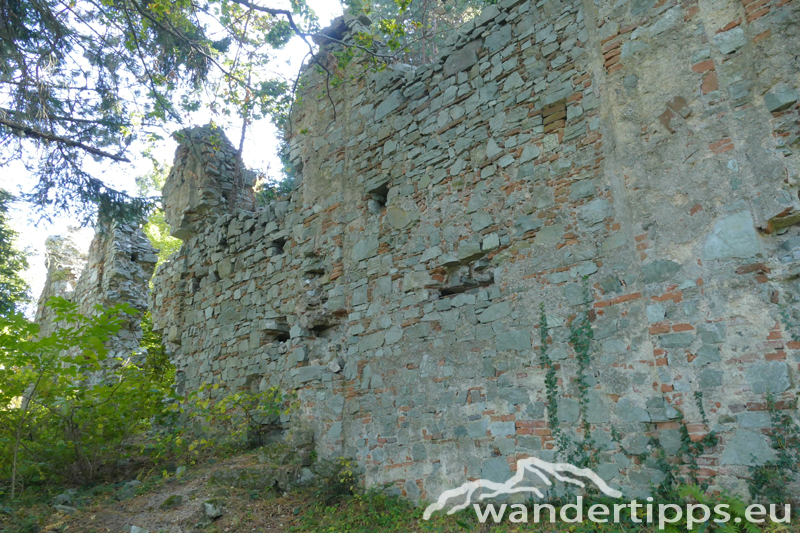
[151,0,800,501]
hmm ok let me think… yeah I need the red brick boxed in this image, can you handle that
[649,324,671,335]
[652,291,683,302]
[600,31,619,45]
[594,292,643,308]
[692,60,715,73]
[604,54,621,68]
[744,0,770,13]
[736,263,770,274]
[695,468,718,477]
[717,18,742,32]
[747,6,770,21]
[543,109,567,125]
[709,138,734,154]
[701,71,719,94]
[659,109,676,133]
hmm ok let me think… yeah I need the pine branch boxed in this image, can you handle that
[0,116,131,162]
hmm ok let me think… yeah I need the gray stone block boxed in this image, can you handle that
[704,211,760,260]
[764,83,799,112]
[499,387,530,405]
[443,39,483,78]
[481,456,511,483]
[642,260,681,284]
[746,362,791,394]
[478,301,512,323]
[496,330,531,352]
[659,333,693,348]
[697,368,723,388]
[720,429,777,465]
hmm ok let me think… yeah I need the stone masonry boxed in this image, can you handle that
[37,223,157,361]
[149,0,800,501]
[35,230,89,333]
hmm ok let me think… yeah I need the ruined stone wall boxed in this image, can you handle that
[35,231,89,333]
[37,223,157,359]
[151,0,800,501]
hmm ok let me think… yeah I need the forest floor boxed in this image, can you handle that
[3,447,799,533]
[0,446,478,533]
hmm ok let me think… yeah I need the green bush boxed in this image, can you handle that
[0,298,173,498]
[145,381,296,469]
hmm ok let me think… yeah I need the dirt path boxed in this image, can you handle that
[23,454,310,533]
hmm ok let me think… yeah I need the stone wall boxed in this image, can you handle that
[37,223,157,360]
[35,231,89,334]
[150,0,800,500]
[162,124,255,240]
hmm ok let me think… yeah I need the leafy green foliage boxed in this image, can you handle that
[307,456,357,505]
[0,295,299,501]
[139,311,173,382]
[539,301,567,458]
[135,164,181,269]
[748,394,800,506]
[0,191,30,317]
[664,485,762,533]
[345,0,492,64]
[673,392,719,491]
[146,381,296,467]
[569,304,596,469]
[0,298,172,496]
[255,174,296,205]
[539,280,598,468]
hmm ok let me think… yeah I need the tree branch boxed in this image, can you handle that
[0,116,131,162]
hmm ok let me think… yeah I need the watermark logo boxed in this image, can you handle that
[423,457,792,529]
[422,456,622,520]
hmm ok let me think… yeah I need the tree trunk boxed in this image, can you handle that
[10,415,24,500]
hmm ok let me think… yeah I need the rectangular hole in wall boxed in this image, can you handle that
[310,324,337,338]
[440,264,494,297]
[270,237,286,255]
[368,181,389,213]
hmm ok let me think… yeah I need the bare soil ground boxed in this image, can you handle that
[2,452,309,533]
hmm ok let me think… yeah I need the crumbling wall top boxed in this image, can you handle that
[162,124,255,240]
